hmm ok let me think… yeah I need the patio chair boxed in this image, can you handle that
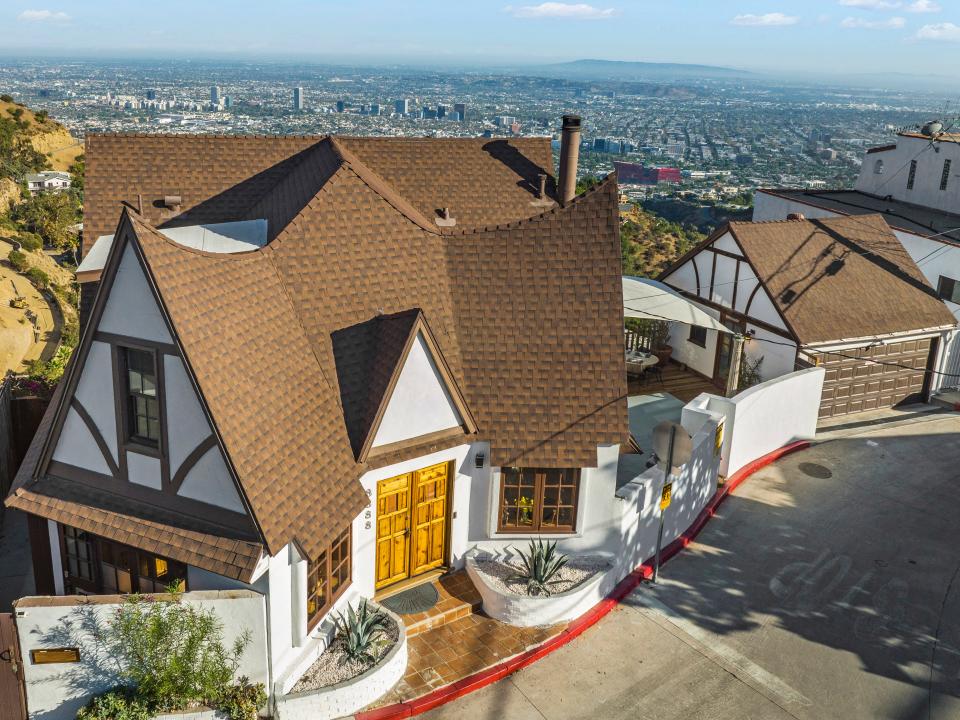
[642,362,663,386]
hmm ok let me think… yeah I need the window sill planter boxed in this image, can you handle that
[465,548,617,628]
[274,605,407,720]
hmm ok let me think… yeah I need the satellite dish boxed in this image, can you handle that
[921,120,944,137]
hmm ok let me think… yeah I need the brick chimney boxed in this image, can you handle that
[558,114,582,206]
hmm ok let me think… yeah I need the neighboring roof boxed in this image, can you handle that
[83,133,557,251]
[7,385,263,581]
[899,131,960,144]
[26,171,70,183]
[727,214,956,345]
[756,188,960,245]
[26,134,627,564]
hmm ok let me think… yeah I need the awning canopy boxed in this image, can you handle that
[622,276,732,334]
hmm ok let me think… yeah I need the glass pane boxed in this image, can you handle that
[137,415,149,437]
[558,507,574,527]
[155,558,169,579]
[68,557,78,577]
[141,374,156,397]
[117,570,132,594]
[128,370,142,394]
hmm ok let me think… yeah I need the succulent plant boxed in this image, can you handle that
[509,538,569,597]
[333,600,389,664]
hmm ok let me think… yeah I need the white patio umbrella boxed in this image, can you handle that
[622,276,732,333]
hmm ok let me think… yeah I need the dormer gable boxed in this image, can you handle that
[332,309,477,463]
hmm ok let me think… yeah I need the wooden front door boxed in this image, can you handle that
[0,614,27,720]
[375,474,412,589]
[375,462,451,589]
[410,463,450,576]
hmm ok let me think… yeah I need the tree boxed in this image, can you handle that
[12,190,80,250]
[69,153,85,198]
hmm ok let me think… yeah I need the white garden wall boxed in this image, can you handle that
[14,590,268,720]
[684,367,825,478]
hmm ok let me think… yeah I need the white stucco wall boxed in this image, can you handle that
[686,367,825,478]
[854,136,960,214]
[371,332,463,448]
[127,450,161,490]
[178,447,246,513]
[752,191,839,223]
[72,341,117,463]
[15,591,269,720]
[98,244,172,343]
[52,408,112,475]
[666,303,720,379]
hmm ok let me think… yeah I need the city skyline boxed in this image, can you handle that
[4,1,960,78]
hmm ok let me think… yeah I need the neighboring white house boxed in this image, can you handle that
[754,124,960,392]
[25,171,71,195]
[658,214,955,420]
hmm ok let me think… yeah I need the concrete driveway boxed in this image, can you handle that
[420,413,960,720]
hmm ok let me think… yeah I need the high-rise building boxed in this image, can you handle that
[336,100,346,113]
[293,87,304,111]
[449,111,462,122]
[145,89,157,101]
[370,103,381,116]
[495,116,515,128]
[423,107,437,120]
[224,96,233,109]
[437,104,447,119]
[210,86,220,105]
[453,103,466,121]
[395,98,410,115]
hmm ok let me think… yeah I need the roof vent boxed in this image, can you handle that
[436,207,456,228]
[163,195,182,210]
[531,172,553,208]
[787,213,806,221]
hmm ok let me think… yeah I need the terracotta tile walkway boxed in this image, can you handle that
[403,571,483,636]
[375,613,565,705]
[368,571,566,708]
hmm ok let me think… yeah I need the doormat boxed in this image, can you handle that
[380,582,440,615]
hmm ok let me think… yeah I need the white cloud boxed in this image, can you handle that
[730,12,799,26]
[907,0,941,13]
[915,21,960,40]
[505,3,617,19]
[17,9,70,22]
[840,15,906,28]
[839,0,901,9]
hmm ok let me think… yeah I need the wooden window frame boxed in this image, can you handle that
[688,325,708,348]
[307,526,352,631]
[59,525,187,595]
[497,468,581,534]
[119,346,162,452]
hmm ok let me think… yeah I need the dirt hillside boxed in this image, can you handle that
[1,99,82,171]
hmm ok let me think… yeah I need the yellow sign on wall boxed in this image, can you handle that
[660,482,672,510]
[714,420,724,457]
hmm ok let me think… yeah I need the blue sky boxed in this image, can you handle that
[3,1,959,75]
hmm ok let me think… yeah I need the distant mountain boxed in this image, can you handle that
[529,59,753,82]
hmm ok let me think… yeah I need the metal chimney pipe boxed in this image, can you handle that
[558,114,582,206]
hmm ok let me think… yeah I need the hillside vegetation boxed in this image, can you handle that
[620,204,705,278]
[0,97,81,172]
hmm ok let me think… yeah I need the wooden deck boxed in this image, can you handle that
[628,361,721,403]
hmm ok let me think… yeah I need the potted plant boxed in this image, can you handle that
[628,318,672,365]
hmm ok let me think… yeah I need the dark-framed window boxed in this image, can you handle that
[122,347,160,446]
[941,159,952,191]
[688,325,708,348]
[60,525,187,595]
[498,468,580,534]
[907,159,917,190]
[61,526,97,594]
[937,275,960,304]
[307,526,352,629]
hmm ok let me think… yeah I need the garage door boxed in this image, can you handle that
[813,338,936,420]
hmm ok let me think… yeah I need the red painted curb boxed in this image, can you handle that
[354,440,811,720]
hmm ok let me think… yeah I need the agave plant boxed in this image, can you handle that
[509,538,569,597]
[333,600,389,664]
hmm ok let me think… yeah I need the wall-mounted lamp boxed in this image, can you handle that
[475,452,486,469]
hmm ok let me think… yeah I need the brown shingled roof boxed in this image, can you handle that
[23,134,626,567]
[728,214,956,344]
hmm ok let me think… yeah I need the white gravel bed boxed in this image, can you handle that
[290,612,400,693]
[472,555,608,596]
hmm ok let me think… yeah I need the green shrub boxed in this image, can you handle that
[61,314,79,348]
[333,600,389,664]
[106,590,251,713]
[76,689,150,720]
[18,233,42,251]
[7,249,27,272]
[0,94,12,103]
[26,266,49,289]
[215,678,267,720]
[509,538,568,597]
